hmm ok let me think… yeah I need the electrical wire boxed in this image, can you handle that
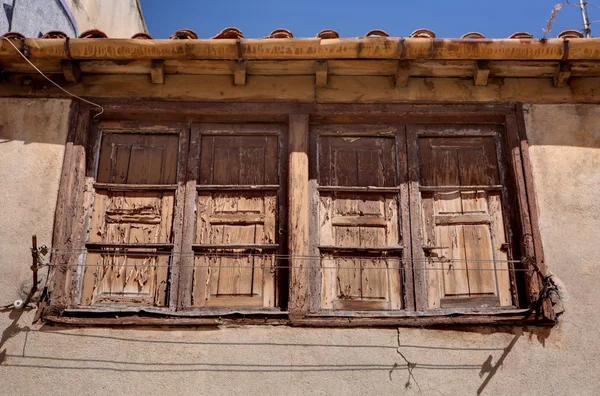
[1,37,104,119]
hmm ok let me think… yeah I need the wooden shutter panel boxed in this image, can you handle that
[317,132,404,311]
[192,131,280,308]
[417,135,512,309]
[81,133,179,306]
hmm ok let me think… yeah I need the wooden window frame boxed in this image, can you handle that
[42,101,553,327]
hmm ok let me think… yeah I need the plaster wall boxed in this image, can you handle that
[64,0,146,37]
[0,102,599,396]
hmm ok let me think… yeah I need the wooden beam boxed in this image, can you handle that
[61,60,81,83]
[150,59,164,84]
[315,60,328,87]
[553,61,571,87]
[233,60,247,85]
[394,60,409,86]
[288,114,310,317]
[474,60,490,86]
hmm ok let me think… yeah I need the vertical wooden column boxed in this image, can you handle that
[288,114,310,317]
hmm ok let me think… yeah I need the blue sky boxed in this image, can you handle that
[139,0,597,39]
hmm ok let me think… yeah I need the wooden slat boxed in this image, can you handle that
[288,114,310,316]
[420,185,503,192]
[440,295,500,308]
[434,214,490,225]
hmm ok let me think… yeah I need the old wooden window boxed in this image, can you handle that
[80,126,184,306]
[185,124,286,309]
[48,103,548,325]
[312,125,411,312]
[408,125,515,310]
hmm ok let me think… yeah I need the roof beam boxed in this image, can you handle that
[395,60,409,87]
[474,60,490,86]
[233,60,247,85]
[315,60,328,87]
[553,62,571,87]
[150,59,164,84]
[61,60,81,83]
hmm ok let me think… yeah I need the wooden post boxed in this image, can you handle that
[288,114,310,317]
[61,60,81,83]
[150,60,165,84]
[395,60,409,87]
[553,62,571,87]
[315,61,328,87]
[31,235,38,290]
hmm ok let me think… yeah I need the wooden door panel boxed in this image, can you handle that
[97,134,178,184]
[81,253,169,306]
[193,191,277,307]
[199,135,278,185]
[82,191,174,306]
[416,133,512,309]
[319,137,397,187]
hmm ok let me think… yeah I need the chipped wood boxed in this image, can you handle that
[288,114,310,316]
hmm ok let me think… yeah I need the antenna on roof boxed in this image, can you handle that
[579,0,592,37]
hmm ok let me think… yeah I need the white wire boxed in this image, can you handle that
[1,37,104,119]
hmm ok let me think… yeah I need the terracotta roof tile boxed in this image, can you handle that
[213,27,244,39]
[411,29,435,38]
[131,32,153,39]
[509,32,533,39]
[3,32,25,40]
[79,29,107,39]
[42,31,68,39]
[316,29,339,39]
[365,29,389,37]
[558,30,584,39]
[268,28,293,38]
[461,32,485,39]
[170,29,198,40]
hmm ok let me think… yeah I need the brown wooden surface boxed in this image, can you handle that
[410,126,513,310]
[288,114,310,316]
[191,124,282,308]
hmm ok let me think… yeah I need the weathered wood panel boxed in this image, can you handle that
[415,133,512,309]
[191,128,280,308]
[81,191,174,305]
[316,131,403,311]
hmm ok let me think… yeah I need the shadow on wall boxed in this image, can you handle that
[0,317,554,395]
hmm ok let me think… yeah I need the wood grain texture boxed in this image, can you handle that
[288,114,310,316]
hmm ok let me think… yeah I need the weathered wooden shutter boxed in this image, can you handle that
[191,125,282,308]
[316,126,406,311]
[81,132,180,306]
[410,126,512,309]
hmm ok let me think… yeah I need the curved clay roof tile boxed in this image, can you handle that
[460,32,485,39]
[213,27,244,39]
[170,29,198,40]
[558,30,584,39]
[3,32,25,40]
[317,29,339,39]
[131,32,153,39]
[43,31,68,39]
[410,28,435,38]
[268,28,293,38]
[365,29,389,37]
[79,29,108,38]
[509,32,533,39]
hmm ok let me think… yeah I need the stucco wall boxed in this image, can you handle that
[0,103,599,395]
[64,0,146,37]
